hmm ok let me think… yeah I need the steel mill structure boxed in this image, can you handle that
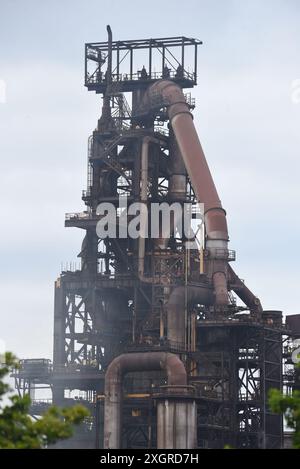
[13,27,300,449]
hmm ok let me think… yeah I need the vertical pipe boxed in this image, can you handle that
[157,399,197,449]
[160,307,164,339]
[149,40,152,78]
[98,26,113,130]
[142,80,229,306]
[138,136,164,280]
[132,288,137,343]
[104,352,189,448]
[147,394,152,448]
[53,279,65,404]
[191,312,196,352]
[200,247,204,274]
[130,48,133,80]
[85,44,87,85]
[106,25,112,86]
[95,396,101,449]
[138,137,150,278]
[194,43,198,83]
[116,43,120,79]
[167,285,213,348]
[53,279,65,369]
[169,127,187,202]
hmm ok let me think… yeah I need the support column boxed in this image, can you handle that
[52,278,66,403]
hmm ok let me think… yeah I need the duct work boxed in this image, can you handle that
[33,31,284,451]
[99,64,267,448]
[103,77,263,448]
[228,264,263,314]
[167,285,214,348]
[142,80,229,306]
[104,352,196,449]
[138,135,170,279]
[168,127,187,203]
[141,79,262,314]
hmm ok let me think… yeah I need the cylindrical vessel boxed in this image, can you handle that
[157,397,197,449]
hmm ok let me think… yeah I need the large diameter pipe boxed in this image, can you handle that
[169,127,187,202]
[143,81,225,214]
[228,264,263,314]
[138,136,151,278]
[157,398,197,449]
[156,129,187,249]
[167,285,214,348]
[138,135,169,279]
[104,352,187,448]
[154,128,187,250]
[143,81,229,305]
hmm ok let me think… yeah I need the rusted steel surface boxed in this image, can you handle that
[104,352,188,448]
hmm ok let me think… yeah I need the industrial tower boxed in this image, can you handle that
[14,27,295,449]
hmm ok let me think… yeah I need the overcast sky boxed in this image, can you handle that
[0,0,299,360]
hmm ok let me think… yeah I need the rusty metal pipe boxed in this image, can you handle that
[228,264,263,314]
[104,352,187,448]
[143,81,229,305]
[138,135,168,281]
[153,128,186,250]
[167,285,214,348]
[154,128,187,250]
[138,136,151,278]
[169,127,187,202]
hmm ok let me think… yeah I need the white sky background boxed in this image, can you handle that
[0,0,299,360]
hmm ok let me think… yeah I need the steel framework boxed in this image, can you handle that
[13,28,293,449]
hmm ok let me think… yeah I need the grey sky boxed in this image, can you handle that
[0,0,299,359]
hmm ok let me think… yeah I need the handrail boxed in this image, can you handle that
[87,69,196,85]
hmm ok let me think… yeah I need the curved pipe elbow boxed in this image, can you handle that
[228,264,263,313]
[143,80,230,305]
[104,352,188,448]
[105,351,187,388]
[142,80,229,244]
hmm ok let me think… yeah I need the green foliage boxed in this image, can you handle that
[0,352,89,449]
[269,388,300,449]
